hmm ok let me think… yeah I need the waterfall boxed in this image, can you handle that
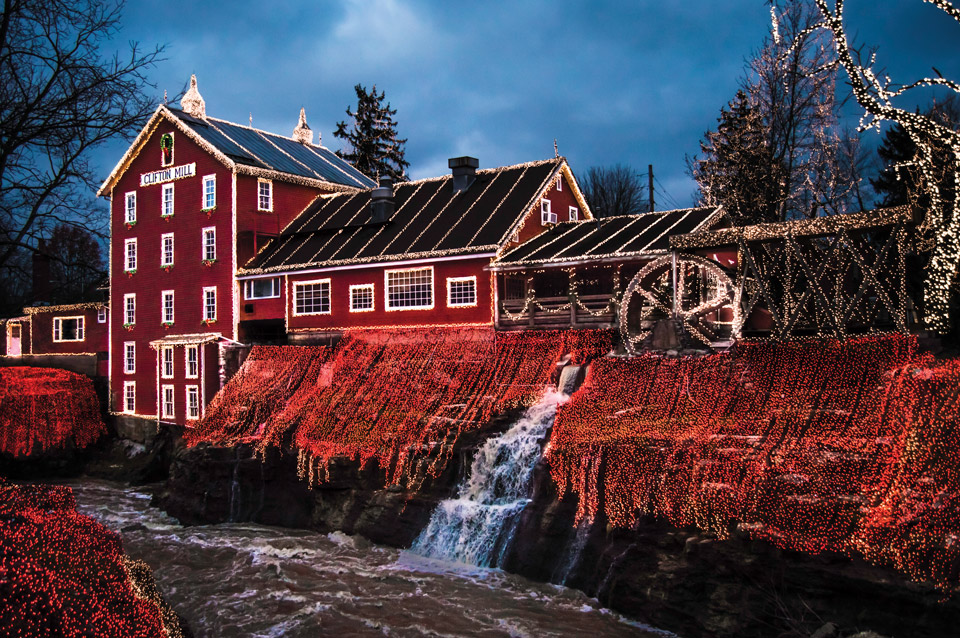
[411,366,580,568]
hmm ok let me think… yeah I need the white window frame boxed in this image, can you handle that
[161,346,174,379]
[162,290,175,324]
[258,179,273,211]
[569,206,579,221]
[349,283,375,313]
[124,293,136,326]
[385,266,434,311]
[98,306,107,323]
[161,384,175,419]
[185,345,199,379]
[202,227,216,262]
[446,276,478,308]
[203,287,217,321]
[186,385,200,420]
[162,183,174,217]
[202,174,216,210]
[243,278,280,300]
[557,177,562,191]
[123,381,136,414]
[161,233,174,267]
[53,316,85,342]
[124,342,136,374]
[125,191,137,224]
[124,238,137,272]
[292,279,331,316]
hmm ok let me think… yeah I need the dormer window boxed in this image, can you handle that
[556,177,562,191]
[541,199,556,225]
[160,132,174,167]
[569,206,579,221]
[258,179,273,211]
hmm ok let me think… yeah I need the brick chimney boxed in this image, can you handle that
[370,176,394,223]
[449,156,479,193]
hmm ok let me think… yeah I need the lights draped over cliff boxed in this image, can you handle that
[188,328,613,488]
[546,334,960,589]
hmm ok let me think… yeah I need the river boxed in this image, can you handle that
[65,479,669,637]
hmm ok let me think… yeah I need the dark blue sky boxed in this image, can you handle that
[101,1,960,208]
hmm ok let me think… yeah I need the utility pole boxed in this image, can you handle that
[648,164,654,213]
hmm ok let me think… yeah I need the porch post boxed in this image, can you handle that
[671,251,679,318]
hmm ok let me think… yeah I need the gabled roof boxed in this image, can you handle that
[98,105,375,196]
[240,158,586,275]
[491,206,723,271]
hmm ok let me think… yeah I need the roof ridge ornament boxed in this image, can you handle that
[180,74,206,118]
[292,107,315,145]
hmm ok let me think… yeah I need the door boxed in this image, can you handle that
[7,324,21,357]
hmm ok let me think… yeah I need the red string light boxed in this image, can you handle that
[0,480,169,636]
[0,367,105,458]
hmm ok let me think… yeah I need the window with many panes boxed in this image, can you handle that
[161,385,175,419]
[243,278,280,300]
[186,385,200,420]
[162,183,174,217]
[125,192,137,223]
[98,307,107,323]
[123,381,136,414]
[162,290,174,324]
[293,280,331,315]
[203,287,217,321]
[185,345,198,379]
[161,346,174,379]
[203,175,216,210]
[124,294,136,325]
[446,277,477,307]
[258,180,272,211]
[202,227,216,261]
[385,267,433,310]
[124,239,137,272]
[161,233,174,266]
[124,342,135,374]
[53,317,84,341]
[349,284,374,312]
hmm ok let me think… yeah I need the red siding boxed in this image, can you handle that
[283,257,494,331]
[29,306,108,355]
[236,176,321,268]
[505,172,584,251]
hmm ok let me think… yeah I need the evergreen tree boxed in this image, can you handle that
[691,90,782,225]
[333,84,410,182]
[871,121,917,207]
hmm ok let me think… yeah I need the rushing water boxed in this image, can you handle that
[411,388,568,567]
[67,480,669,637]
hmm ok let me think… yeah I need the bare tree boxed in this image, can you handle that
[800,0,960,332]
[577,164,649,218]
[0,0,163,275]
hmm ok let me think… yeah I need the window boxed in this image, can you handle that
[125,192,137,223]
[557,177,562,191]
[293,279,331,315]
[203,287,217,321]
[124,294,136,325]
[98,307,107,323]
[258,179,272,211]
[123,381,136,414]
[202,227,216,262]
[124,342,136,374]
[385,266,433,311]
[541,199,556,225]
[349,284,375,312]
[161,385,175,419]
[203,174,216,210]
[185,345,198,379]
[162,290,175,324]
[569,206,579,222]
[244,278,280,300]
[124,238,137,272]
[161,233,174,267]
[503,275,526,301]
[186,385,200,420]
[447,277,477,308]
[53,317,84,342]
[162,183,174,217]
[161,346,174,379]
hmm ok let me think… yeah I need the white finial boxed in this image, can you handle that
[292,107,315,145]
[554,139,559,158]
[180,74,206,118]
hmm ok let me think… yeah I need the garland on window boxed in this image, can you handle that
[546,334,960,590]
[0,367,105,457]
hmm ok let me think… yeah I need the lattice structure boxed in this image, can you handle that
[672,208,914,339]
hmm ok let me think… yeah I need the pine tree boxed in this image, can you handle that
[871,121,918,208]
[692,90,783,225]
[333,84,410,182]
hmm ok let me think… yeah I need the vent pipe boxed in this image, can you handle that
[371,176,394,223]
[449,156,479,193]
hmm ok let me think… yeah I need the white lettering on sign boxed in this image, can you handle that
[140,162,196,187]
